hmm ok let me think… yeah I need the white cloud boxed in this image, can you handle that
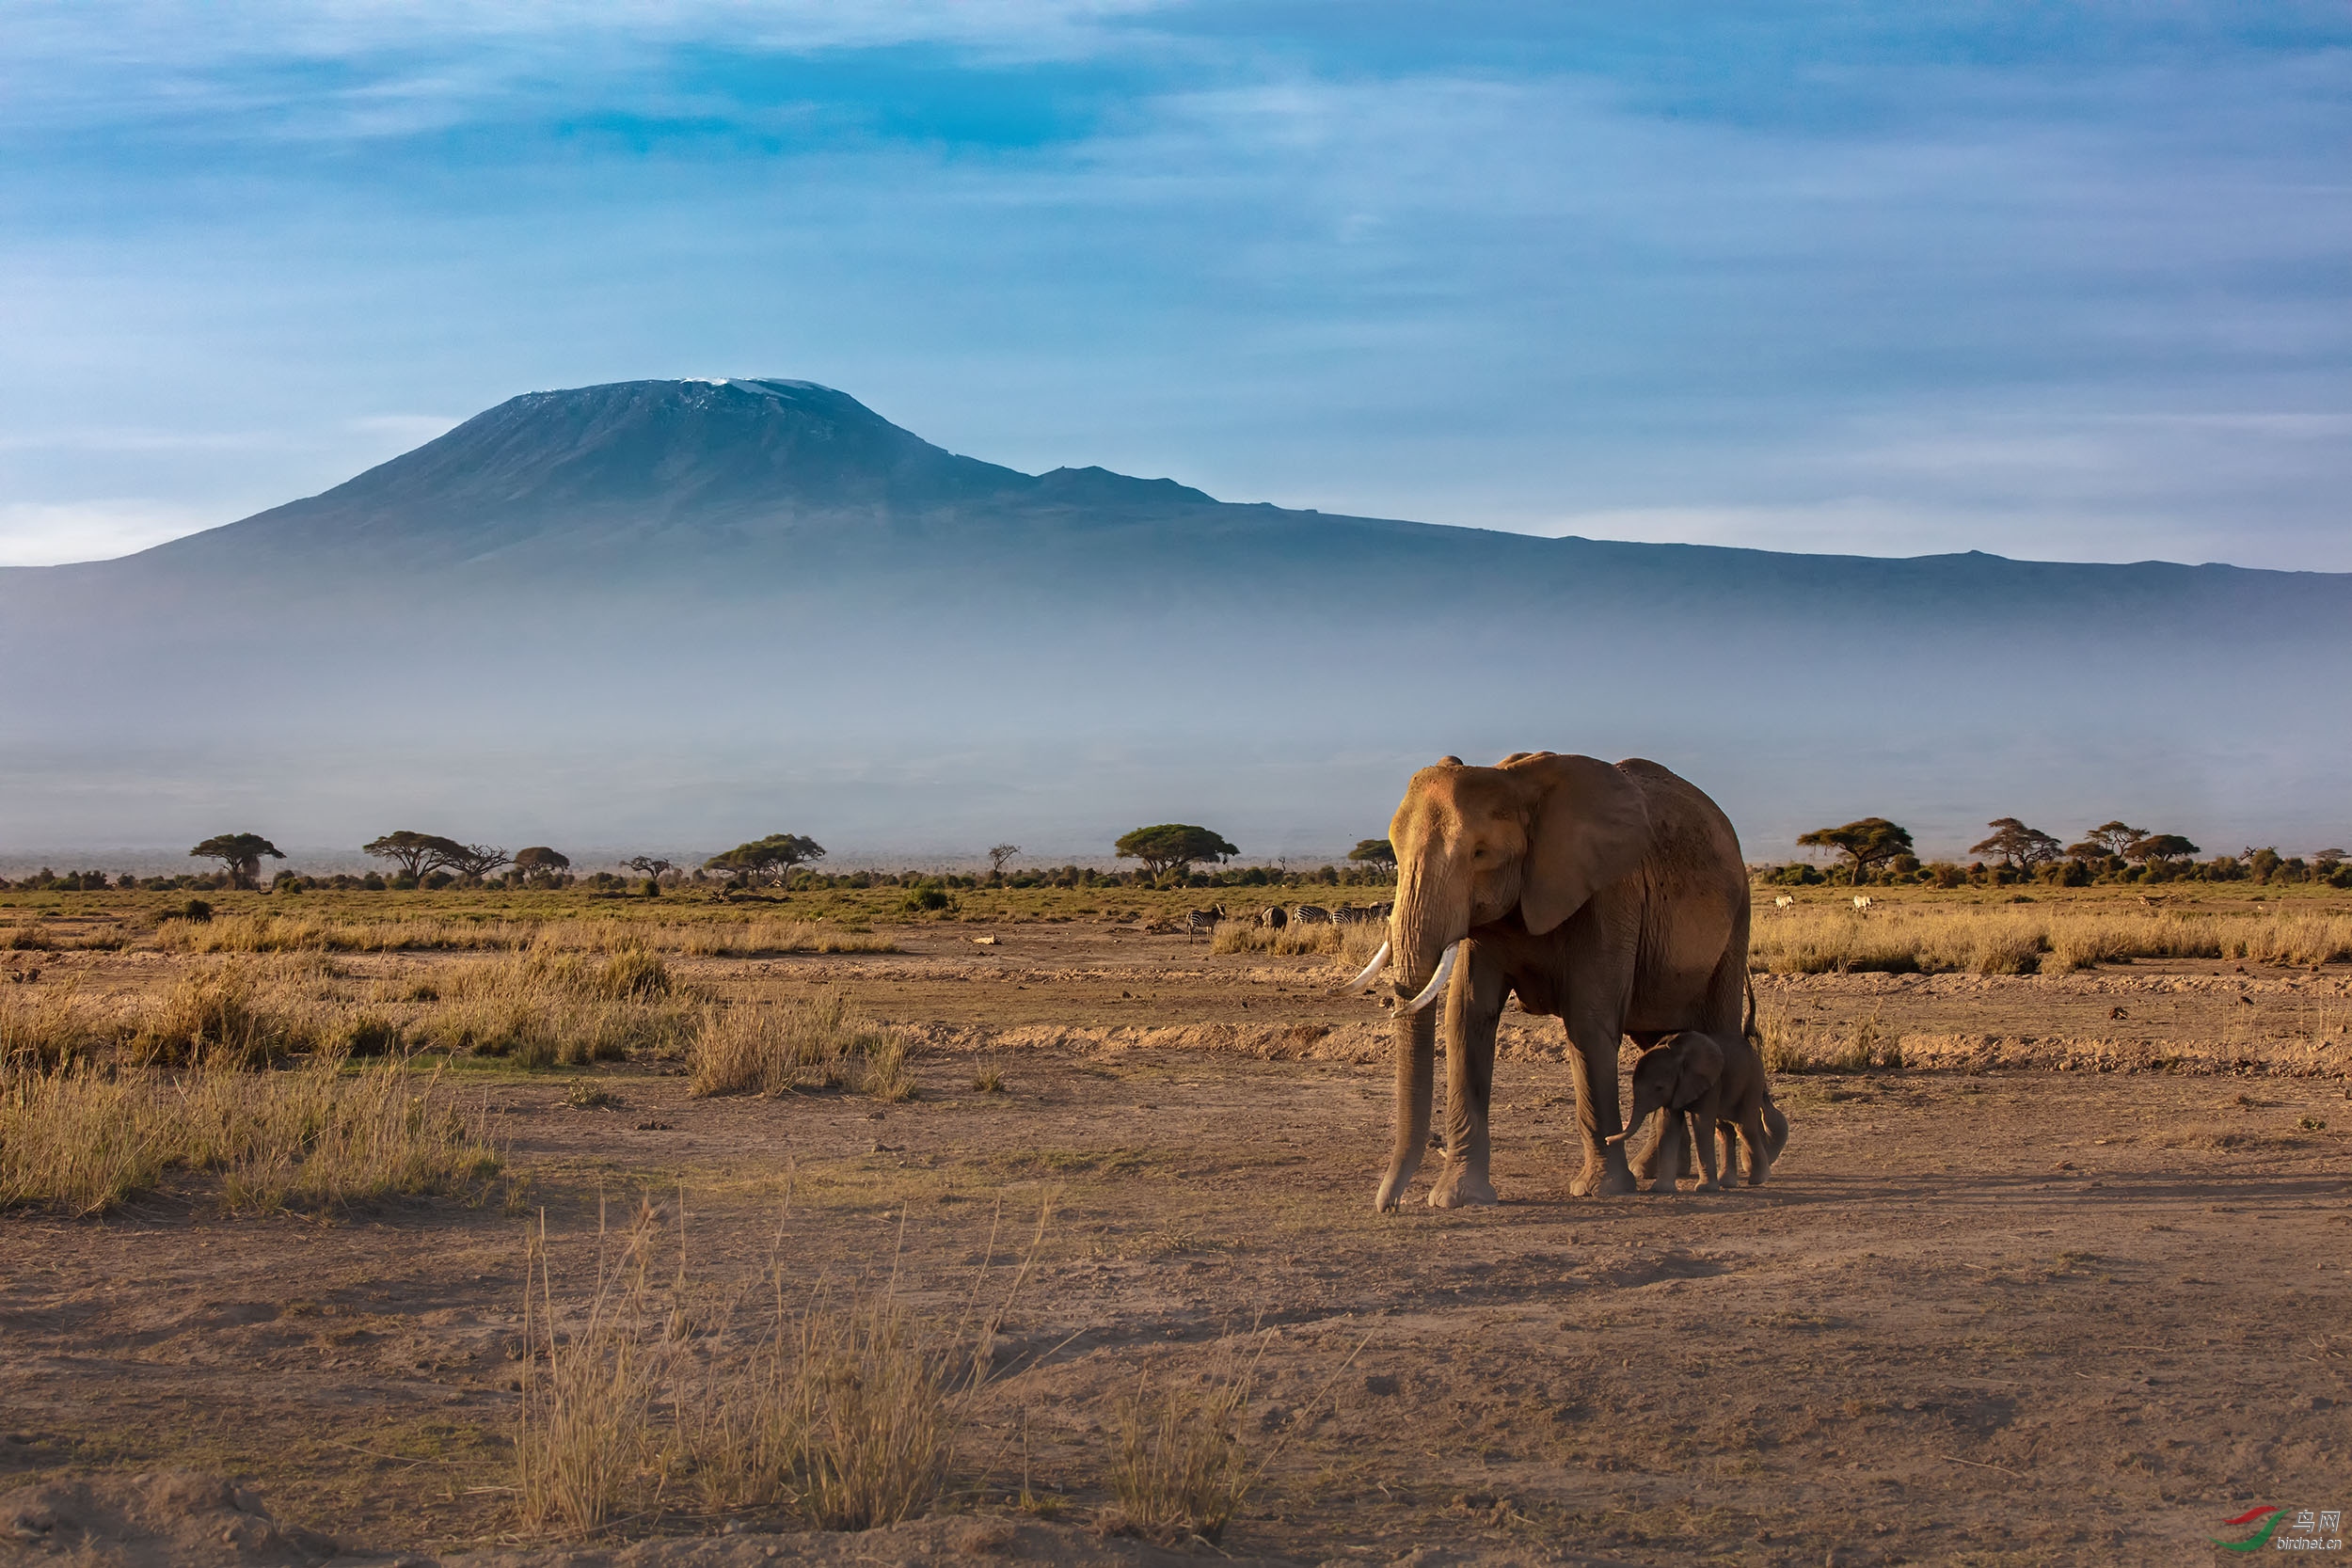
[346,413,462,446]
[0,501,218,566]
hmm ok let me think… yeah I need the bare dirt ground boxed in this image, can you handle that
[6,920,2352,1565]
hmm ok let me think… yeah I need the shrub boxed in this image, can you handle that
[593,949,672,1002]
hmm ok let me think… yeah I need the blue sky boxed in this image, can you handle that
[3,1,2347,568]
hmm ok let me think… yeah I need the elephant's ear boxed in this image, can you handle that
[1671,1035,1725,1110]
[1511,754,1652,936]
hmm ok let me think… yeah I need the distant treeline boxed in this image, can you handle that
[0,862,1397,895]
[1760,816,2352,890]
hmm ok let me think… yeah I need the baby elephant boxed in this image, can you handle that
[1610,1031,1789,1192]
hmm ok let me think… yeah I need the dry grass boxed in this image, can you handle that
[676,920,896,958]
[1104,1371,1252,1544]
[154,913,896,958]
[0,1052,501,1215]
[1211,921,1344,957]
[516,1196,1050,1538]
[689,994,914,1100]
[397,951,696,1066]
[0,952,696,1074]
[1755,1003,1896,1074]
[4,958,374,1069]
[781,1301,955,1529]
[1752,901,2352,975]
[1208,920,1392,968]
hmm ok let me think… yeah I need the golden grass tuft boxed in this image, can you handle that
[1751,900,2352,975]
[0,1052,501,1215]
[783,1301,953,1528]
[152,912,897,958]
[1210,921,1343,956]
[690,994,914,1099]
[678,920,898,958]
[1104,1371,1252,1544]
[409,951,695,1066]
[517,1196,1050,1538]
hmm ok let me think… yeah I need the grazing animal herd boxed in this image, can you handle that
[1182,899,1392,940]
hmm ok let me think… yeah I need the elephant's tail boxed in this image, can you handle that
[1741,974,1760,1051]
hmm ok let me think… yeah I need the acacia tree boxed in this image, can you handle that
[190,832,284,890]
[441,844,513,880]
[625,855,675,882]
[705,832,826,886]
[1794,817,1915,885]
[363,832,469,879]
[986,844,1022,878]
[2125,832,2200,867]
[1970,818,2063,871]
[1347,838,1398,874]
[1114,824,1239,880]
[2069,820,2147,862]
[513,847,569,884]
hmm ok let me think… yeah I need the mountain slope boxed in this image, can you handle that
[2,377,2347,856]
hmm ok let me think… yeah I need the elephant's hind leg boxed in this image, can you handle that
[1739,1102,1773,1186]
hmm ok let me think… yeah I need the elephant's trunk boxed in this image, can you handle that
[1374,995,1437,1212]
[1374,869,1464,1211]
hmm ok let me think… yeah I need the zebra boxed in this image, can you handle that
[1184,904,1227,941]
[1334,902,1391,926]
[1291,904,1334,926]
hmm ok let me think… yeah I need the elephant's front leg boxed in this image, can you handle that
[1430,945,1506,1208]
[1374,995,1438,1212]
[1564,1002,1637,1196]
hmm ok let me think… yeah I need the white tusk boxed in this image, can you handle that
[1399,942,1459,1015]
[1339,941,1391,995]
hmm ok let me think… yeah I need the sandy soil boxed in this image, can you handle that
[6,923,2351,1565]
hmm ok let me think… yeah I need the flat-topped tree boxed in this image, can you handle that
[987,844,1021,878]
[362,832,469,879]
[1970,818,2063,871]
[2072,820,2147,861]
[625,855,675,881]
[705,832,825,887]
[1348,838,1397,875]
[1115,824,1239,881]
[2125,832,2200,867]
[513,847,569,883]
[1795,817,1914,885]
[440,844,512,879]
[190,833,284,890]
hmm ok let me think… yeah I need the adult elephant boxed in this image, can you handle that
[1346,752,1749,1211]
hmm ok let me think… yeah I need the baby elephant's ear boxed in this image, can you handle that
[1672,1035,1725,1109]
